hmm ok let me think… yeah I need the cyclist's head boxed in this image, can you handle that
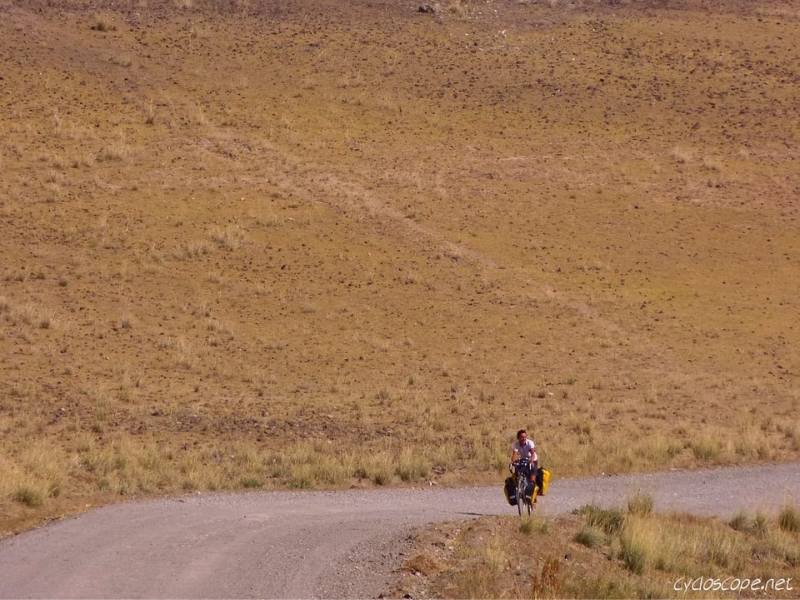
[516,429,527,442]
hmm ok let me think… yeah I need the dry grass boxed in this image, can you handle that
[0,299,61,331]
[96,142,129,163]
[395,500,800,599]
[574,524,604,548]
[209,224,245,251]
[1,0,799,533]
[0,436,441,518]
[89,14,117,32]
[0,443,64,511]
[143,100,156,125]
[626,491,654,516]
[780,505,800,534]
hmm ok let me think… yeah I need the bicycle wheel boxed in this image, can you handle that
[517,478,525,517]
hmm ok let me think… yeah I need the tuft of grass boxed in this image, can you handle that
[144,100,156,125]
[576,504,624,534]
[627,492,654,516]
[395,450,431,482]
[689,438,722,461]
[109,54,132,67]
[177,240,211,260]
[13,485,44,508]
[778,504,799,533]
[753,512,770,536]
[96,143,128,162]
[90,15,117,32]
[48,482,61,498]
[355,454,393,486]
[669,145,694,164]
[300,303,317,315]
[210,224,245,251]
[240,477,262,489]
[530,556,562,598]
[369,467,391,486]
[175,337,195,369]
[520,516,549,536]
[574,525,604,548]
[729,511,751,532]
[620,522,648,574]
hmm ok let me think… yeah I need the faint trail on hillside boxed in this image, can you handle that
[1,463,798,599]
[218,131,635,342]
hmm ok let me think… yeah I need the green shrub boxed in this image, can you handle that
[519,516,549,535]
[574,525,605,548]
[577,504,625,534]
[13,485,44,508]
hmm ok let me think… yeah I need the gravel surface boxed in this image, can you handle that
[1,463,798,599]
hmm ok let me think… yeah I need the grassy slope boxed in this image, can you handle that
[393,502,800,599]
[0,0,799,532]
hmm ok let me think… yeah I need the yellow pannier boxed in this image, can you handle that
[539,468,552,496]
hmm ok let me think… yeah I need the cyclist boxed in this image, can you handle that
[510,429,538,501]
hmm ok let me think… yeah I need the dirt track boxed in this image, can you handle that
[1,463,798,599]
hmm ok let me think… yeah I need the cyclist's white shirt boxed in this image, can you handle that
[512,439,536,461]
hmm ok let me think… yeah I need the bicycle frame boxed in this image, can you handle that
[513,460,534,517]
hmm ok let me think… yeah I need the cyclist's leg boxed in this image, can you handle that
[527,466,537,501]
[525,466,535,500]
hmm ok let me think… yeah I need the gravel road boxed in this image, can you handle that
[1,463,798,599]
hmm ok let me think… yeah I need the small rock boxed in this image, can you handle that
[418,4,435,13]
